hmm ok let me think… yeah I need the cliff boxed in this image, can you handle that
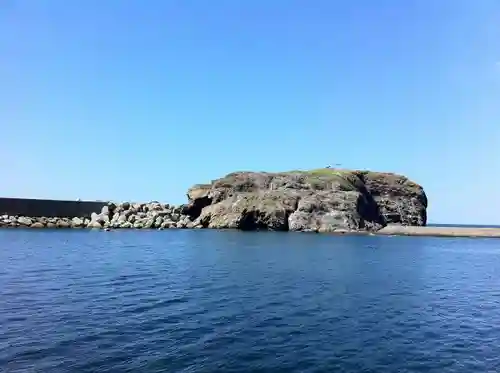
[183,169,427,233]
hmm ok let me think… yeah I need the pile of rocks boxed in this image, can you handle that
[0,202,195,229]
[0,215,75,229]
[88,202,194,229]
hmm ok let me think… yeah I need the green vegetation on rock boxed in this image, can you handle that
[284,168,362,191]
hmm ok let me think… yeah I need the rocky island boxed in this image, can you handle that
[182,168,427,232]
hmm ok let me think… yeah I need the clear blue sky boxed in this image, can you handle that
[1,1,499,224]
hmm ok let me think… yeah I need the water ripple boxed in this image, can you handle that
[1,230,500,372]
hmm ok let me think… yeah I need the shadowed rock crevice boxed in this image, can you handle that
[239,211,288,231]
[182,196,212,220]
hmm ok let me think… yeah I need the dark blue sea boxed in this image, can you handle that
[1,230,500,372]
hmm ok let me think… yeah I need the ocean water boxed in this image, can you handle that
[1,230,500,373]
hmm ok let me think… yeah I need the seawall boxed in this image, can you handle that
[0,197,108,218]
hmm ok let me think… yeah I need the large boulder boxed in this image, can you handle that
[17,216,33,226]
[71,217,85,228]
[184,169,427,233]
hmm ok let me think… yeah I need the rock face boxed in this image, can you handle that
[183,169,427,233]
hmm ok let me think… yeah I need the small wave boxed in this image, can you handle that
[121,297,190,315]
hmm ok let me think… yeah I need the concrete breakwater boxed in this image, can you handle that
[0,199,192,229]
[377,225,500,238]
[0,197,108,218]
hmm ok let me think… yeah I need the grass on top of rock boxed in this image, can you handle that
[285,168,352,176]
[284,168,362,191]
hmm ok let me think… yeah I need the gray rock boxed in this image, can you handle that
[154,216,164,228]
[30,222,45,228]
[57,220,71,228]
[143,219,155,229]
[91,212,109,225]
[160,221,172,229]
[71,217,84,227]
[132,203,143,212]
[107,202,117,213]
[149,202,163,211]
[87,221,102,229]
[120,221,132,229]
[158,209,172,217]
[147,210,158,218]
[17,216,33,226]
[123,209,134,218]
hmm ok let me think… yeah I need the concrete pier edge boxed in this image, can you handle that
[376,225,500,238]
